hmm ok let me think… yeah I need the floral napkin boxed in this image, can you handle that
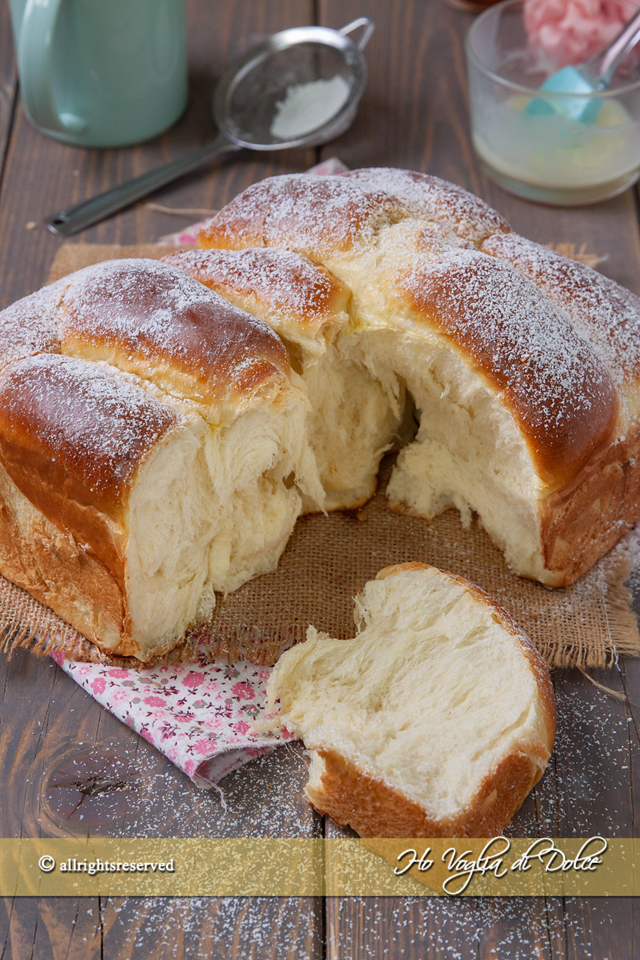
[53,646,292,788]
[52,157,348,789]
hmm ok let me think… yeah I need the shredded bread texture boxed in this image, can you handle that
[0,260,324,660]
[265,563,556,837]
[3,167,640,660]
[197,168,640,588]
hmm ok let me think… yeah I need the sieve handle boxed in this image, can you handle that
[339,17,375,51]
[44,133,240,237]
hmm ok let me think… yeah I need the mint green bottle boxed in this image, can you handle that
[9,0,187,148]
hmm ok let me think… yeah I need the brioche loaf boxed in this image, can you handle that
[264,562,556,838]
[2,167,639,659]
[0,258,322,660]
[198,168,640,586]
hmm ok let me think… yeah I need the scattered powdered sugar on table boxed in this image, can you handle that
[270,76,350,140]
[97,895,322,958]
[329,895,617,959]
[76,892,617,958]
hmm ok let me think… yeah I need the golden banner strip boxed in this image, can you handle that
[0,838,637,897]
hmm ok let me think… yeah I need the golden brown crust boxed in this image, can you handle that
[344,167,511,245]
[0,257,313,659]
[267,562,556,837]
[386,475,638,590]
[60,259,293,413]
[0,280,66,370]
[0,354,179,518]
[198,174,406,259]
[395,251,619,490]
[0,461,131,654]
[188,168,640,589]
[0,165,637,667]
[162,247,351,343]
[307,746,548,838]
[0,454,210,660]
[292,562,556,838]
[481,232,640,385]
[537,437,640,583]
[0,355,195,658]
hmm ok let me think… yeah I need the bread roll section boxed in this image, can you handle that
[343,167,511,244]
[3,167,639,658]
[163,247,401,511]
[265,563,556,838]
[198,169,639,586]
[0,259,322,660]
[0,355,216,658]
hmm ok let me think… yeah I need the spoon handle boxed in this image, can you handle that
[45,134,239,237]
[596,8,640,85]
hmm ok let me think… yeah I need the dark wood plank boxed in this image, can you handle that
[0,646,324,958]
[1,897,104,960]
[318,0,640,957]
[0,1,17,187]
[98,896,322,960]
[0,647,319,841]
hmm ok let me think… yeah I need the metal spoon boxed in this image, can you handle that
[45,17,374,237]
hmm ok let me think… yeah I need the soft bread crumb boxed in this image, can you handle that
[267,563,556,837]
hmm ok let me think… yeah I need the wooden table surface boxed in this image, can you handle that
[2,0,640,956]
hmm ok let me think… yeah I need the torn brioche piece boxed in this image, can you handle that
[266,562,555,838]
[56,258,325,594]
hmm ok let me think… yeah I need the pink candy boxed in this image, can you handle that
[524,0,640,66]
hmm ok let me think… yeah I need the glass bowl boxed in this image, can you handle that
[465,0,640,204]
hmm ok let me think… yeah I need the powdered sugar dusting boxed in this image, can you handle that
[327,895,619,959]
[401,247,617,479]
[0,279,67,367]
[270,75,350,140]
[163,248,347,335]
[200,174,407,259]
[0,353,180,500]
[482,232,640,388]
[62,258,291,405]
[345,167,511,245]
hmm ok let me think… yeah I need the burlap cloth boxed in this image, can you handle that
[1,243,637,671]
